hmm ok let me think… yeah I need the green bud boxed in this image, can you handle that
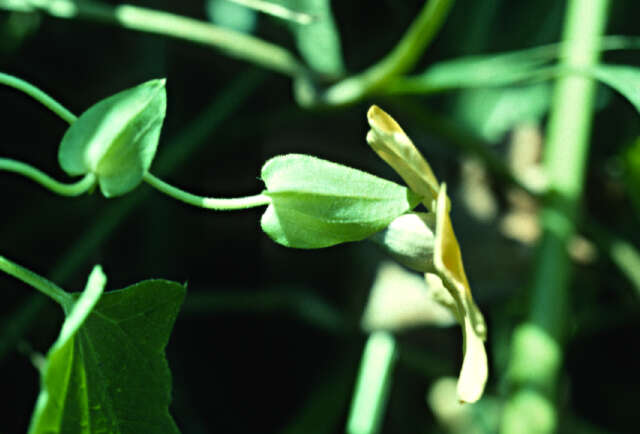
[369,212,436,273]
[260,154,421,248]
[58,79,167,197]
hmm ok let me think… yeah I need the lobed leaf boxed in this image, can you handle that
[260,154,420,248]
[28,277,185,434]
[58,79,166,198]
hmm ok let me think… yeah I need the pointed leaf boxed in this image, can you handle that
[58,79,166,197]
[29,278,185,434]
[261,154,420,248]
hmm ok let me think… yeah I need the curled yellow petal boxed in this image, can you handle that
[366,105,441,210]
[365,105,488,403]
[433,184,487,402]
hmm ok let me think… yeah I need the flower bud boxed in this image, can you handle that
[369,212,436,273]
[260,154,421,248]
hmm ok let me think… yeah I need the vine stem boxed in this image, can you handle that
[313,0,454,107]
[143,172,271,210]
[501,1,610,433]
[0,159,96,196]
[0,72,77,124]
[8,0,306,78]
[0,255,73,308]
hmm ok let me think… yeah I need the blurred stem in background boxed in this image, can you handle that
[501,0,610,433]
[346,331,397,434]
[0,0,306,77]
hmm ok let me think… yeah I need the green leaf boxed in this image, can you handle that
[454,83,551,142]
[260,154,420,248]
[273,0,344,76]
[58,79,167,198]
[206,0,257,33]
[591,64,640,115]
[29,277,185,434]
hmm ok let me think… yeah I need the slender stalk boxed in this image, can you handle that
[0,69,267,363]
[0,72,77,124]
[501,1,610,433]
[143,171,271,210]
[0,256,73,308]
[18,0,306,78]
[346,331,397,434]
[0,159,96,196]
[317,0,454,107]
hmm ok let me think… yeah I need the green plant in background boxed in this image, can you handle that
[2,0,640,432]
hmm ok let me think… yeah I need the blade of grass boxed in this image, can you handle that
[501,1,610,434]
[346,331,397,434]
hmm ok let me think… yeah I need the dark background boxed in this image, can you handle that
[1,1,639,433]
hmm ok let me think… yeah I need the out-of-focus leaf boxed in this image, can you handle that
[29,276,185,434]
[361,261,456,332]
[58,79,166,198]
[272,0,344,76]
[623,137,640,217]
[260,154,420,249]
[392,49,552,94]
[455,83,551,142]
[592,64,640,115]
[206,0,257,33]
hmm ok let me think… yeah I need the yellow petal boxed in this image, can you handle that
[366,105,441,210]
[433,184,488,402]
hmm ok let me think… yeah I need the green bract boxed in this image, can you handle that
[58,79,167,197]
[29,276,185,434]
[260,154,421,248]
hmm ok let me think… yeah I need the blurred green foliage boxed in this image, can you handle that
[1,0,639,433]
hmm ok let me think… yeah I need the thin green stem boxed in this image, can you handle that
[143,172,271,210]
[501,1,610,433]
[0,72,77,124]
[0,158,96,196]
[314,0,454,107]
[18,0,306,78]
[0,70,267,364]
[346,331,397,434]
[0,255,73,308]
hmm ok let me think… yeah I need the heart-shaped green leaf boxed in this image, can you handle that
[28,276,185,434]
[261,154,420,248]
[58,79,166,197]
